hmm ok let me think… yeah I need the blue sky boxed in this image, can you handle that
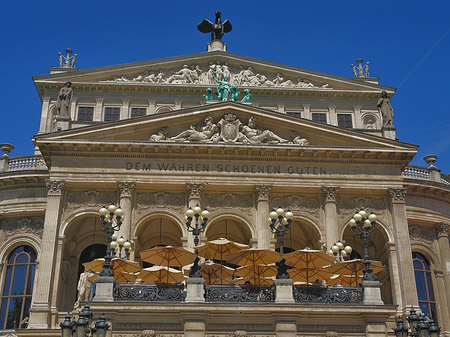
[1,1,449,173]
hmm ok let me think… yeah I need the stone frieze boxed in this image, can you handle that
[64,190,119,211]
[0,217,44,241]
[270,195,321,220]
[135,192,185,216]
[409,225,435,244]
[337,196,388,224]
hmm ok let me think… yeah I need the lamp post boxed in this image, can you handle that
[394,307,440,337]
[349,209,377,281]
[185,204,210,247]
[327,241,352,261]
[268,207,294,254]
[110,236,133,259]
[60,305,109,337]
[98,204,123,277]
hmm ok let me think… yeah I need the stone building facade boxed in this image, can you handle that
[0,39,449,337]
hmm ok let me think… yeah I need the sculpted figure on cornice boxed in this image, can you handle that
[135,192,185,216]
[64,190,118,212]
[1,217,44,242]
[337,196,388,224]
[204,193,253,217]
[149,113,307,145]
[409,225,436,244]
[101,63,331,89]
[270,195,321,220]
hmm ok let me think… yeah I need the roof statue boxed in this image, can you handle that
[197,11,232,42]
[351,58,369,78]
[58,48,77,69]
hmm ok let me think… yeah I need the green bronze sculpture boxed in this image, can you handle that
[231,87,240,101]
[203,88,214,101]
[212,71,233,101]
[241,89,252,102]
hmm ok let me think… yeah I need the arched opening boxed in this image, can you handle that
[343,224,392,303]
[413,252,437,321]
[275,219,321,253]
[0,245,36,329]
[59,214,106,312]
[205,218,252,245]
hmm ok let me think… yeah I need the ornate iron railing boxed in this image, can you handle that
[6,155,47,171]
[205,285,274,303]
[293,286,362,303]
[114,283,185,302]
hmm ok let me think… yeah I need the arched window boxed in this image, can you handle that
[0,246,37,329]
[413,252,437,320]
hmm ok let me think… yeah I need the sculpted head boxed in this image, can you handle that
[205,115,213,124]
[381,90,387,98]
[224,76,229,82]
[248,117,256,127]
[64,81,72,87]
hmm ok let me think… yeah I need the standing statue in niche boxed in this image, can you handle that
[377,91,394,126]
[74,267,94,309]
[197,11,232,42]
[56,82,73,118]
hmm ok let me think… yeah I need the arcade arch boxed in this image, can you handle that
[205,216,252,245]
[275,218,322,252]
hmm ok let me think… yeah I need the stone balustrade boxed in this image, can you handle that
[0,155,48,173]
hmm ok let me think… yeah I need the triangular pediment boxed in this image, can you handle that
[35,102,417,165]
[34,51,394,96]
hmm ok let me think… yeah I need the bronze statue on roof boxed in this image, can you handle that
[197,11,232,42]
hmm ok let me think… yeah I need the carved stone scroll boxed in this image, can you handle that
[1,217,44,241]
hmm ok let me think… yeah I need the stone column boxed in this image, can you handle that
[148,100,156,115]
[254,185,272,249]
[321,187,339,250]
[302,104,311,120]
[388,188,419,312]
[28,180,65,329]
[93,98,104,121]
[174,101,182,110]
[433,269,450,333]
[435,223,450,325]
[277,103,285,113]
[186,183,205,250]
[386,241,403,313]
[50,236,64,328]
[38,97,51,133]
[354,106,363,129]
[117,181,135,242]
[328,105,337,126]
[121,99,130,120]
[70,97,77,121]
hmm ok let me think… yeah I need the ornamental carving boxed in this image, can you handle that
[149,114,307,145]
[322,187,340,202]
[205,193,254,212]
[436,223,450,237]
[230,331,248,337]
[135,192,185,216]
[388,188,407,203]
[65,190,119,211]
[186,183,206,199]
[1,217,44,241]
[337,196,388,224]
[46,180,65,195]
[118,182,136,198]
[254,185,272,202]
[101,63,331,89]
[270,195,321,220]
[409,225,435,244]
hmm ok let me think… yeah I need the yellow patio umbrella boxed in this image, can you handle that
[234,264,277,286]
[136,266,185,284]
[288,267,333,284]
[183,260,235,284]
[324,259,385,286]
[83,257,141,274]
[87,271,138,283]
[140,246,196,283]
[226,248,281,285]
[283,248,335,285]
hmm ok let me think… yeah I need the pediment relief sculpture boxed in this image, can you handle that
[101,63,331,89]
[149,114,309,145]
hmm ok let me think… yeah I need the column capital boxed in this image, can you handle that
[321,186,339,202]
[43,96,51,103]
[186,183,206,200]
[435,222,450,237]
[46,180,65,196]
[96,98,104,104]
[388,188,407,203]
[254,184,272,201]
[117,181,135,198]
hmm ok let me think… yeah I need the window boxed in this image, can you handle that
[77,107,94,121]
[312,113,327,124]
[131,107,147,118]
[337,114,353,128]
[104,107,120,121]
[286,111,302,118]
[0,246,37,329]
[413,252,437,320]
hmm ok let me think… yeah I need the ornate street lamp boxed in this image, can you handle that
[268,207,294,254]
[394,307,440,337]
[60,305,109,337]
[110,236,133,259]
[185,205,209,247]
[98,204,123,277]
[327,241,352,261]
[349,209,377,281]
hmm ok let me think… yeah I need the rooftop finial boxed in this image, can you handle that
[58,48,77,69]
[351,58,369,78]
[198,12,232,52]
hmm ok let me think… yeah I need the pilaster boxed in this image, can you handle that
[435,223,450,327]
[328,105,337,126]
[302,104,311,120]
[322,187,339,249]
[254,184,272,249]
[28,180,65,329]
[93,98,104,121]
[354,106,363,129]
[70,97,77,121]
[38,97,51,133]
[121,99,130,120]
[385,241,403,313]
[148,100,156,114]
[117,181,135,242]
[387,188,418,312]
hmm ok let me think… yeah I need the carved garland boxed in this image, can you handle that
[409,225,436,244]
[0,217,44,242]
[337,196,388,225]
[64,190,119,212]
[134,192,185,217]
[270,195,321,220]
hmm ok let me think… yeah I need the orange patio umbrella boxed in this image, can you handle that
[234,264,277,286]
[288,267,332,284]
[136,266,185,284]
[83,257,141,274]
[324,259,384,286]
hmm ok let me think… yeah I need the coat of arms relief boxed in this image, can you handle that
[149,114,309,145]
